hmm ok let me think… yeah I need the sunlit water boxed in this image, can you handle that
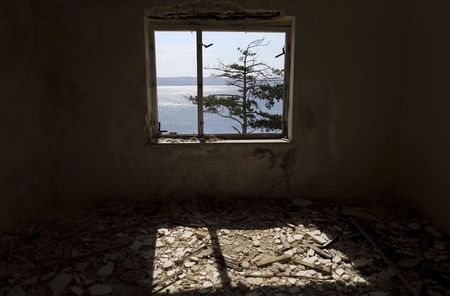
[158,85,282,135]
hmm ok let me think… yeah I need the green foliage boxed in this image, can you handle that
[189,38,284,135]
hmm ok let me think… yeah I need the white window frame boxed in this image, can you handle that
[144,17,295,142]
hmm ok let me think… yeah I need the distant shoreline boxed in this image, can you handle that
[157,76,283,86]
[157,76,227,86]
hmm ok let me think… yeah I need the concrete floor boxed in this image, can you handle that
[1,199,449,296]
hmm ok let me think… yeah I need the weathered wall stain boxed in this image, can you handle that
[281,148,296,189]
[253,148,276,169]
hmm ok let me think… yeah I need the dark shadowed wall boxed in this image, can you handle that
[33,0,407,203]
[398,0,450,234]
[0,1,53,229]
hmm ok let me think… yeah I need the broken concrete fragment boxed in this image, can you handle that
[246,277,264,285]
[89,285,112,295]
[273,262,287,272]
[256,254,291,267]
[293,234,304,241]
[202,281,213,288]
[241,251,259,264]
[279,233,290,249]
[310,235,327,245]
[75,262,89,272]
[41,272,56,282]
[303,256,317,264]
[332,256,342,263]
[286,235,295,244]
[335,268,345,276]
[284,248,296,257]
[163,261,174,269]
[241,261,250,269]
[182,231,193,239]
[184,261,196,268]
[294,258,331,275]
[304,242,332,259]
[130,241,142,251]
[288,278,297,284]
[70,286,83,296]
[7,286,26,296]
[408,223,421,231]
[97,262,114,277]
[49,273,73,296]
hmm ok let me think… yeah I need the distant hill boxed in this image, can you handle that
[157,76,228,86]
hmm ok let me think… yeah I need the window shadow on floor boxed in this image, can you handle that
[139,199,410,296]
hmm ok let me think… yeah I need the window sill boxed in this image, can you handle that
[155,138,291,145]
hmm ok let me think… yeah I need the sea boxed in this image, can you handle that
[158,85,282,135]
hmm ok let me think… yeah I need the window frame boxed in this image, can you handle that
[144,17,295,142]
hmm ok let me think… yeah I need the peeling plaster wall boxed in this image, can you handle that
[398,0,450,234]
[0,1,53,230]
[33,0,408,203]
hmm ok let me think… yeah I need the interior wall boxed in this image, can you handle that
[398,0,450,234]
[33,0,408,203]
[0,1,53,230]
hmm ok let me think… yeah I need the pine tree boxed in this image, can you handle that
[190,38,284,135]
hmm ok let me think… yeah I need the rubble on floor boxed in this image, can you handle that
[0,199,449,295]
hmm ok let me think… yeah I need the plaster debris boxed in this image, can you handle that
[88,285,112,295]
[97,262,114,277]
[130,241,142,251]
[69,286,83,296]
[6,286,26,296]
[202,281,213,288]
[75,262,89,272]
[184,261,196,268]
[48,273,73,296]
[335,268,345,276]
[0,200,448,295]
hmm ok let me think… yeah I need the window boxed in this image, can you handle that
[145,17,294,143]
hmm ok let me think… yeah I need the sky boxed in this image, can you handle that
[155,31,286,77]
